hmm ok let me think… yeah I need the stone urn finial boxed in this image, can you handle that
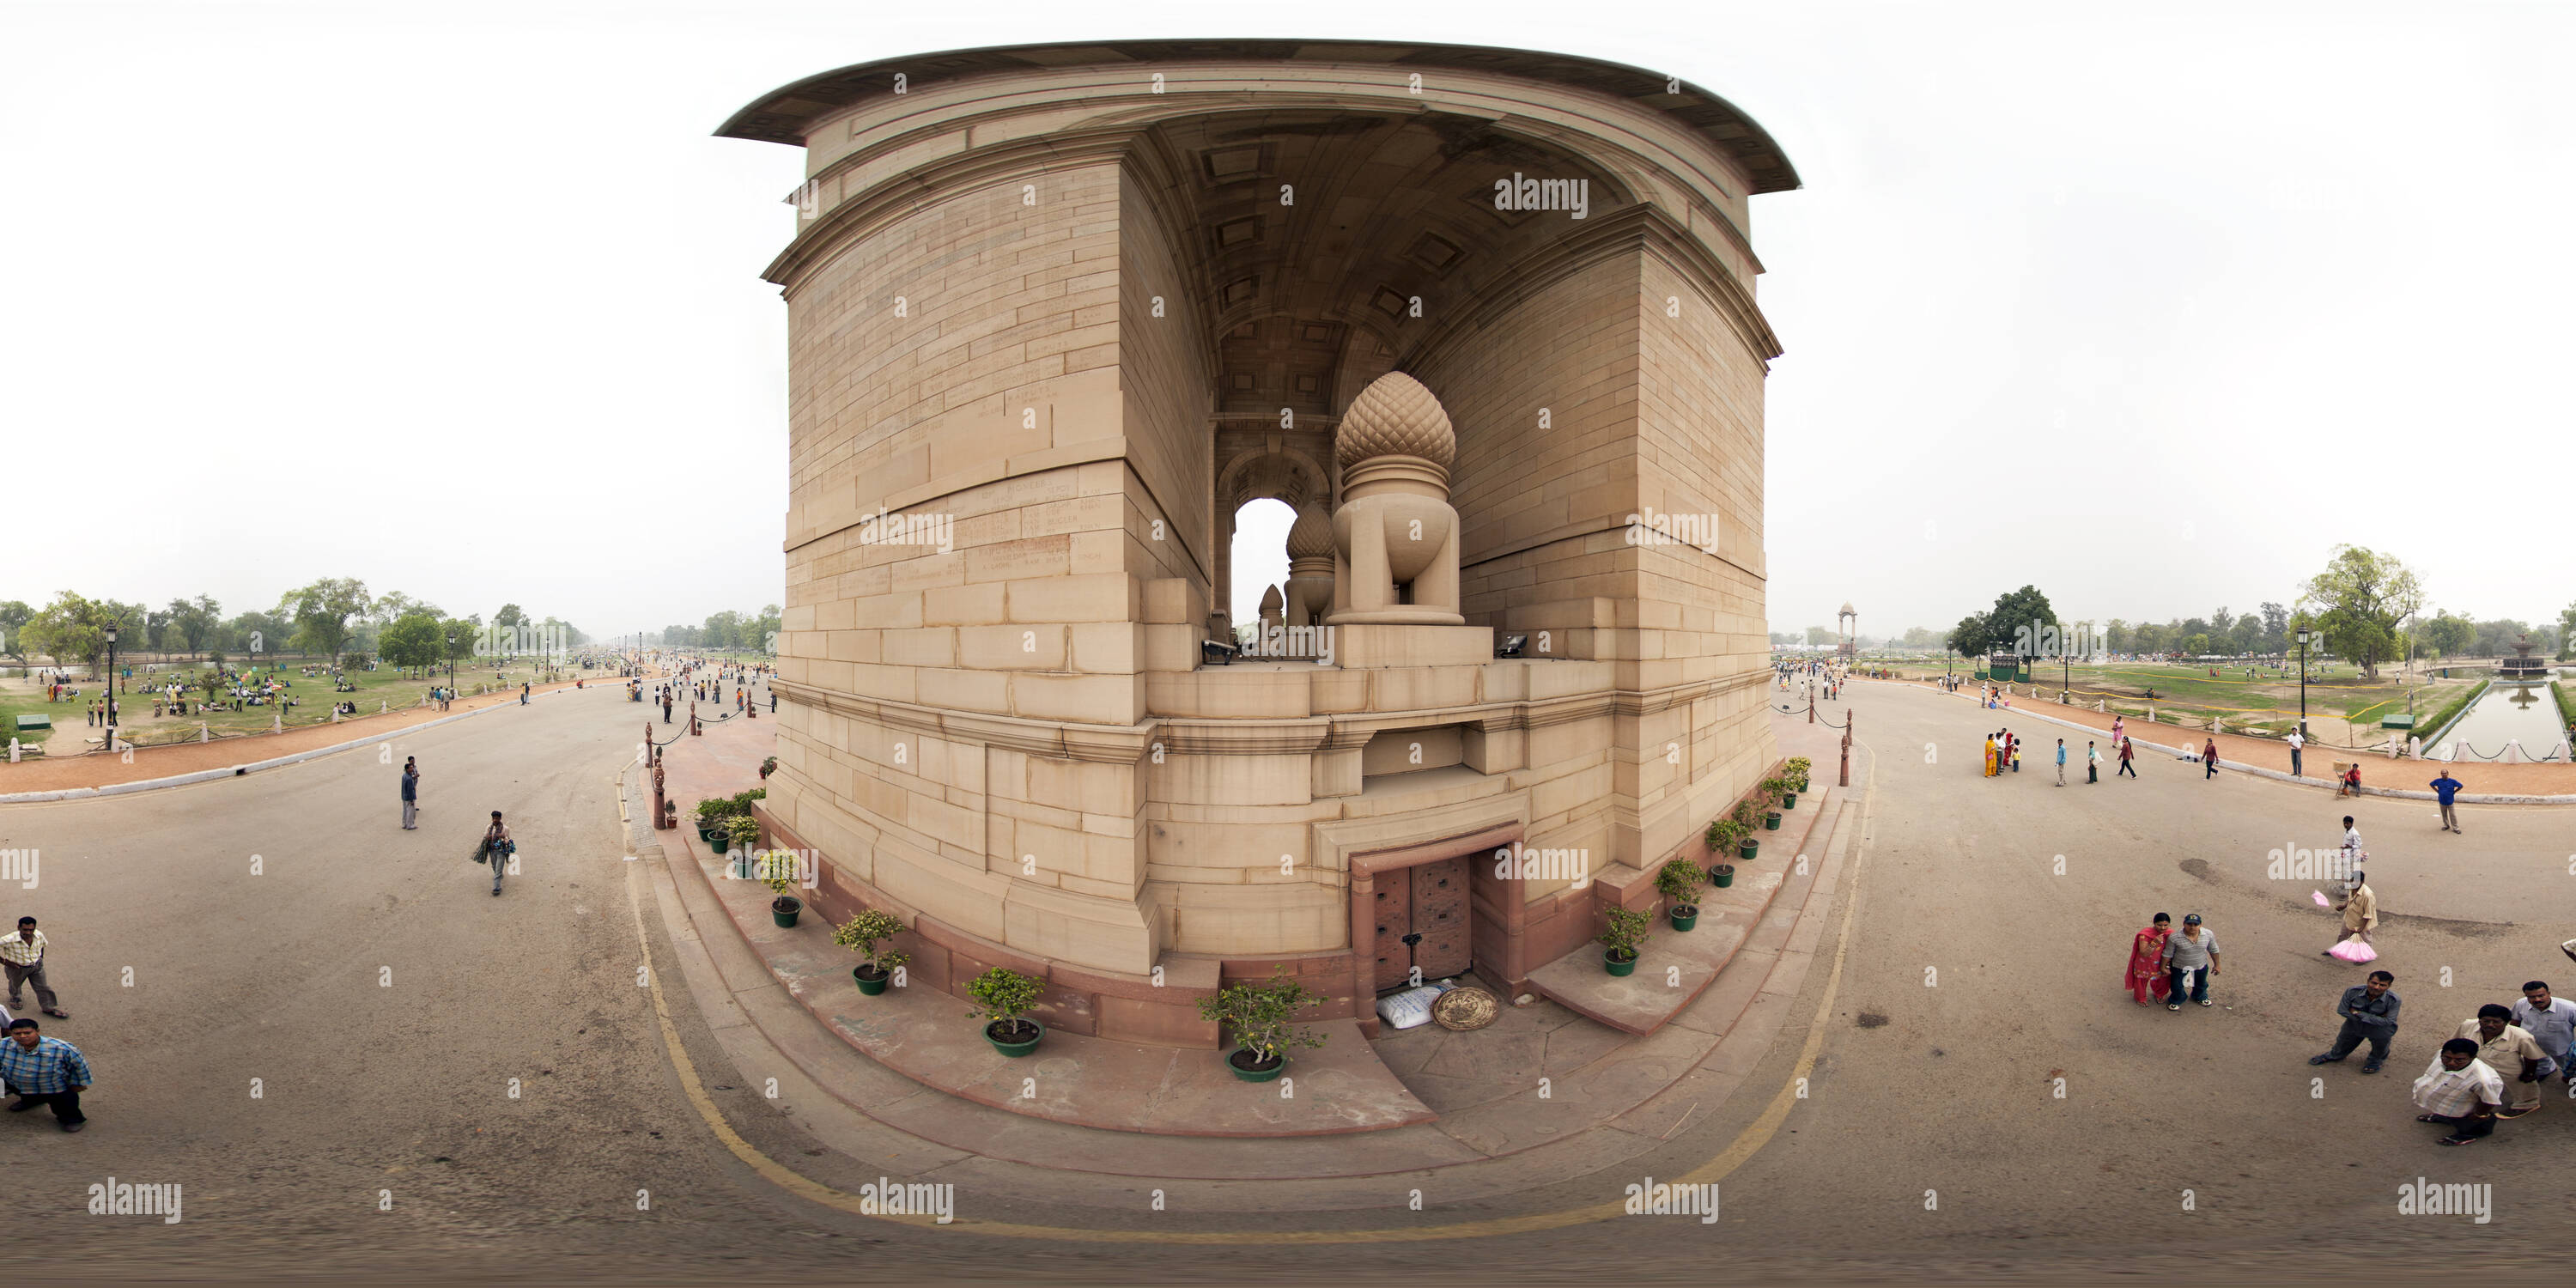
[1283,503,1336,629]
[1329,373,1463,625]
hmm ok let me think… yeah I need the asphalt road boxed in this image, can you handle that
[2,678,2567,1282]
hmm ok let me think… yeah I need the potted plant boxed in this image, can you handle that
[693,798,732,844]
[967,967,1046,1056]
[1656,857,1706,932]
[1196,969,1327,1083]
[831,908,908,995]
[758,852,803,928]
[759,755,779,781]
[726,816,763,876]
[1734,803,1761,860]
[1600,905,1651,976]
[1783,756,1811,808]
[1710,862,1736,889]
[1759,778,1786,829]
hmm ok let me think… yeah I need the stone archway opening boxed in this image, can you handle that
[1228,497,1294,647]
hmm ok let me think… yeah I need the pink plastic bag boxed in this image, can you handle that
[2311,890,2332,908]
[2329,936,2378,963]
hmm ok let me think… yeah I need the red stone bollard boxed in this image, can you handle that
[1839,710,1853,787]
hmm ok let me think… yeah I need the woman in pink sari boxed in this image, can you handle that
[2111,714,2126,749]
[2126,913,2172,1005]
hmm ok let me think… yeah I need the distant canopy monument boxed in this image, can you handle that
[2500,635,2550,683]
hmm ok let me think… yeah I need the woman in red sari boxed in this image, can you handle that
[2127,913,2172,1005]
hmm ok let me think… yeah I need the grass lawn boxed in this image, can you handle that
[1,653,621,755]
[1862,657,2475,745]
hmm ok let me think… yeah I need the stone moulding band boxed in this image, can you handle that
[776,667,1774,761]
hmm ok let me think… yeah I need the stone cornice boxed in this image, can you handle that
[783,665,1771,761]
[716,40,1800,195]
[777,678,1157,763]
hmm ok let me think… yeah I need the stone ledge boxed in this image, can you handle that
[680,820,1438,1138]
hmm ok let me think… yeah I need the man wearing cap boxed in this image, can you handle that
[2458,1004,2548,1117]
[2413,1036,2504,1145]
[2160,914,2221,1010]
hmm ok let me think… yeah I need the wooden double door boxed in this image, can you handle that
[1371,854,1473,990]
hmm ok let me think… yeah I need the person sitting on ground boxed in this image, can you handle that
[2414,1037,2504,1145]
[2341,763,2363,797]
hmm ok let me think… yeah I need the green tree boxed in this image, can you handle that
[226,609,290,660]
[2415,611,2475,660]
[2558,603,2576,660]
[167,595,220,658]
[280,578,371,661]
[22,591,126,671]
[2299,546,2421,679]
[1978,590,2061,659]
[1947,612,1990,657]
[493,604,526,629]
[437,617,481,674]
[379,611,446,670]
[705,610,744,650]
[0,600,29,659]
[2258,602,2292,653]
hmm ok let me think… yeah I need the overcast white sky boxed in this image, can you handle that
[5,1,2567,641]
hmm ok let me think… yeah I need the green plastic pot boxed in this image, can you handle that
[1737,839,1759,861]
[1710,864,1735,888]
[770,897,801,928]
[854,966,890,996]
[1228,1048,1286,1083]
[1604,949,1637,977]
[984,1020,1045,1057]
[1783,792,1797,809]
[1668,906,1698,932]
[1765,811,1782,830]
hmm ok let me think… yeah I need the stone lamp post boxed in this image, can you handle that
[1328,371,1464,625]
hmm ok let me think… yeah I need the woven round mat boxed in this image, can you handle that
[1431,986,1500,1031]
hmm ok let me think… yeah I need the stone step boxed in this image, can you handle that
[660,792,1439,1139]
[1522,782,1840,1035]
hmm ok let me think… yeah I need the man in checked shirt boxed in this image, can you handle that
[0,1017,88,1132]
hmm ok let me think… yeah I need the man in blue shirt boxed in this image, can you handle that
[2430,770,2464,834]
[0,1017,90,1131]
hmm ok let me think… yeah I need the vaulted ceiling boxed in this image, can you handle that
[1134,110,1632,418]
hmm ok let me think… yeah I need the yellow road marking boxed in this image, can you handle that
[623,743,1878,1242]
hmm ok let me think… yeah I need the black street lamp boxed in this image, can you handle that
[104,623,119,745]
[2295,626,2314,740]
[446,632,457,696]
